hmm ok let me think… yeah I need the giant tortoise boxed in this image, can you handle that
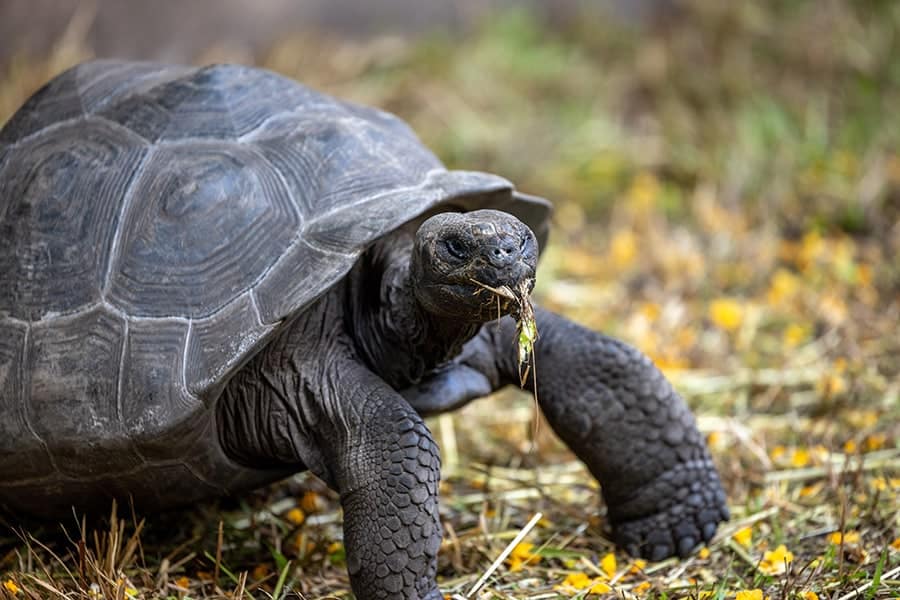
[0,60,728,599]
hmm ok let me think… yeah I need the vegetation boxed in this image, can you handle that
[1,1,898,598]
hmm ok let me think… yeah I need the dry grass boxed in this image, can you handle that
[1,1,899,598]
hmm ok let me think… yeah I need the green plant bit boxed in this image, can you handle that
[514,280,538,388]
[469,278,538,388]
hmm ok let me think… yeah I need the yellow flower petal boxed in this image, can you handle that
[698,546,711,559]
[507,555,526,572]
[174,576,191,590]
[328,541,343,554]
[506,542,540,571]
[760,544,794,575]
[770,445,786,461]
[3,580,20,595]
[799,483,822,498]
[510,542,535,559]
[865,433,887,451]
[707,431,724,448]
[626,172,661,212]
[735,590,763,600]
[733,526,753,548]
[803,591,819,600]
[766,269,801,304]
[285,507,305,525]
[791,448,810,468]
[589,580,612,594]
[709,298,745,332]
[783,323,809,347]
[560,572,592,589]
[817,373,847,397]
[891,537,900,551]
[600,552,617,578]
[557,572,613,594]
[633,581,652,596]
[610,230,638,266]
[827,531,860,545]
[300,490,321,513]
[629,558,648,574]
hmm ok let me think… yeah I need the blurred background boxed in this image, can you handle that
[1,1,898,597]
[2,0,895,363]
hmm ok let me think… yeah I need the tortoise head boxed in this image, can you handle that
[412,209,538,322]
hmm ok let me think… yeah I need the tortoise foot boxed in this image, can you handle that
[608,460,729,561]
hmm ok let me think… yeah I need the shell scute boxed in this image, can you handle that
[120,318,210,461]
[0,118,149,321]
[26,306,142,478]
[0,319,56,480]
[105,141,300,318]
[185,293,277,399]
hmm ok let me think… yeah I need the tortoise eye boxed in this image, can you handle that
[444,237,468,260]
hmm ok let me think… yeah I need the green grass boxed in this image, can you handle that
[1,1,899,598]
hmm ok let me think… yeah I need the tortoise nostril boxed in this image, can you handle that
[485,239,520,266]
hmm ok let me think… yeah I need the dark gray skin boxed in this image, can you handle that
[0,60,728,600]
[219,210,728,599]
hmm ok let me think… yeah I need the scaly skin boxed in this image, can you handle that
[222,215,728,599]
[515,309,729,558]
[330,361,443,600]
[405,307,729,560]
[220,293,444,600]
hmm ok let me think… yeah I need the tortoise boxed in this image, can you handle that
[0,60,728,599]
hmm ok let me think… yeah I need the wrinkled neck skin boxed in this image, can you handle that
[346,231,481,389]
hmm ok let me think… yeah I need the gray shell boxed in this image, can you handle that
[0,60,550,512]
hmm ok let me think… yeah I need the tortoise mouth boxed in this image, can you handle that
[419,271,535,321]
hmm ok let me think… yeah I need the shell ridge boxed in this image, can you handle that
[237,107,303,142]
[19,323,61,477]
[181,320,202,405]
[102,145,156,298]
[15,300,200,326]
[296,234,357,258]
[77,60,191,116]
[115,318,153,465]
[249,290,269,329]
[4,115,84,153]
[309,167,445,223]
[181,458,230,495]
[94,113,160,144]
[0,456,190,487]
[0,315,28,327]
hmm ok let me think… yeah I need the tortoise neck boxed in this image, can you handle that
[347,234,480,390]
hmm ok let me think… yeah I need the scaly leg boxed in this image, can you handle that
[409,308,729,560]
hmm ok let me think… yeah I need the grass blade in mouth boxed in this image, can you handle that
[470,278,538,388]
[513,279,537,388]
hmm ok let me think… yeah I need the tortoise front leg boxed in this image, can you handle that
[478,308,729,560]
[222,348,443,598]
[307,357,443,600]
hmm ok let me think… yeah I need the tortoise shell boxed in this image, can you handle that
[0,60,550,513]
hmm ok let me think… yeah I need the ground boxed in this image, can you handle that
[1,2,898,598]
